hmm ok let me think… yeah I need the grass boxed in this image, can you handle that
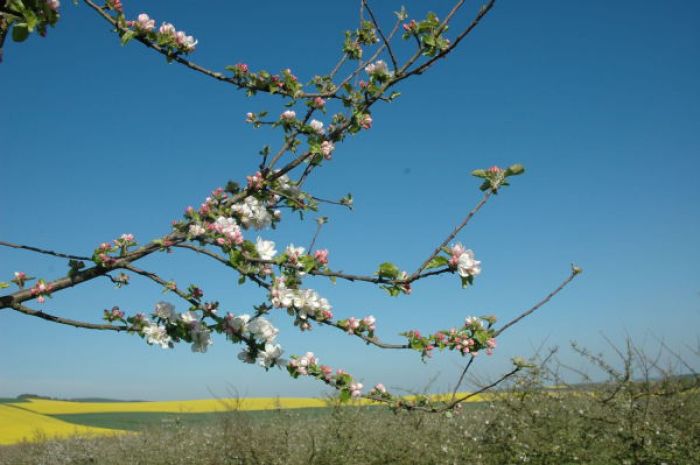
[1,388,697,465]
[1,342,697,464]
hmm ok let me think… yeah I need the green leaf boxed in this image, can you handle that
[505,164,525,176]
[120,30,136,46]
[471,169,487,178]
[426,256,449,270]
[339,389,351,403]
[24,9,38,31]
[0,282,9,289]
[12,24,30,42]
[377,262,400,279]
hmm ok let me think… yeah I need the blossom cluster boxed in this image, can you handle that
[91,233,137,267]
[270,278,333,331]
[30,279,53,304]
[449,243,481,280]
[179,186,285,251]
[287,353,364,399]
[122,13,197,54]
[11,271,32,289]
[141,301,212,352]
[103,306,125,322]
[338,315,376,337]
[226,64,303,98]
[223,313,284,368]
[402,315,497,359]
[365,60,393,81]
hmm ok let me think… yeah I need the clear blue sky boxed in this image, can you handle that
[1,0,699,400]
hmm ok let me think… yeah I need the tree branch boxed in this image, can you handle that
[411,190,492,279]
[0,240,91,261]
[9,302,129,332]
[494,268,580,338]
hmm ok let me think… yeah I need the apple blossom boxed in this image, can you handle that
[359,114,373,129]
[313,249,329,265]
[456,249,481,278]
[349,382,363,397]
[362,315,376,331]
[175,31,197,52]
[320,140,335,159]
[280,110,296,121]
[153,301,178,322]
[134,14,155,32]
[232,196,272,230]
[142,323,172,349]
[256,237,277,260]
[285,244,305,262]
[46,0,60,11]
[190,326,212,353]
[211,216,244,244]
[223,313,250,337]
[180,311,198,325]
[247,316,279,343]
[372,383,387,395]
[159,22,175,36]
[257,343,284,368]
[188,224,206,238]
[309,119,324,135]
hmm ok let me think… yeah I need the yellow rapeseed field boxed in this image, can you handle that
[1,393,486,446]
[12,397,329,415]
[0,404,125,445]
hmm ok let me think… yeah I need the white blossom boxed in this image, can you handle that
[142,323,172,349]
[456,250,481,278]
[212,216,243,242]
[135,13,155,32]
[180,311,199,325]
[232,196,272,230]
[189,224,206,237]
[257,343,284,368]
[320,140,335,159]
[159,22,175,36]
[247,317,279,343]
[309,119,324,135]
[153,301,178,322]
[190,327,212,353]
[256,237,277,260]
[364,60,391,78]
[280,110,296,121]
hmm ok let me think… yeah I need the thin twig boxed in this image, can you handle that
[319,320,409,349]
[362,0,398,70]
[494,269,579,338]
[412,191,492,279]
[0,240,91,261]
[451,356,475,400]
[9,302,129,332]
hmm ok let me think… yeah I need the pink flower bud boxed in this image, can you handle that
[159,22,175,36]
[313,249,329,265]
[280,110,296,121]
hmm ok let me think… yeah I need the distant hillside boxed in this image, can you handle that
[16,394,145,403]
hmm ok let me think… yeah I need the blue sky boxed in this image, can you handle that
[1,0,699,400]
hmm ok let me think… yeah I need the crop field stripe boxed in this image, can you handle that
[0,404,127,445]
[12,397,331,415]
